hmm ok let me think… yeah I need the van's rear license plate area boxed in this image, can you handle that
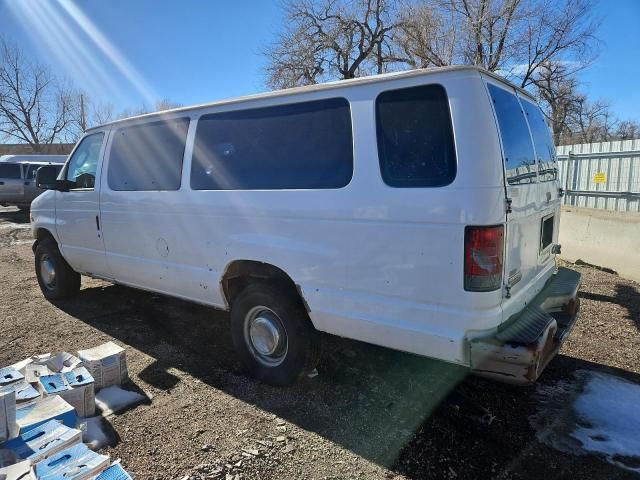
[540,215,554,252]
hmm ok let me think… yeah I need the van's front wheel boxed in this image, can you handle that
[230,283,319,386]
[35,238,80,300]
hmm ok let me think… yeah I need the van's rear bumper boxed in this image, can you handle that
[469,267,581,385]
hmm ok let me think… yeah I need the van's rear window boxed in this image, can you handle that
[191,98,353,190]
[376,84,456,188]
[0,164,21,179]
[487,84,536,185]
[521,99,558,182]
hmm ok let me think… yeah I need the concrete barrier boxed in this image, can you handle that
[559,206,640,283]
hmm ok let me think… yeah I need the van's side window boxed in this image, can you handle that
[66,132,105,189]
[191,98,353,190]
[108,118,190,191]
[521,100,557,182]
[0,164,21,179]
[488,84,536,185]
[376,84,456,188]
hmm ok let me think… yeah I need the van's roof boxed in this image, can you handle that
[87,65,536,132]
[0,155,67,164]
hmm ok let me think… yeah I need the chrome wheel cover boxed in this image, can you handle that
[243,306,288,366]
[40,254,56,290]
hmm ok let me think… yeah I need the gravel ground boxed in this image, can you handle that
[0,205,639,479]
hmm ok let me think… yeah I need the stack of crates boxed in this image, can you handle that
[0,343,133,479]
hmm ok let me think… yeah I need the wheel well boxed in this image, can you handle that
[221,260,309,311]
[32,228,55,252]
[35,228,55,242]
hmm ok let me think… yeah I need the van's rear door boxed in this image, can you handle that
[0,163,25,204]
[485,79,560,304]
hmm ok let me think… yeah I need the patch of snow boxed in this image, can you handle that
[0,223,30,230]
[95,386,145,416]
[531,370,640,474]
[77,416,116,450]
[571,372,640,473]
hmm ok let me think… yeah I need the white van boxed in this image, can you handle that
[31,66,581,386]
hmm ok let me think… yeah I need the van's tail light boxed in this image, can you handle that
[464,225,504,292]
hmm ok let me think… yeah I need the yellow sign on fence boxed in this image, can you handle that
[593,172,606,184]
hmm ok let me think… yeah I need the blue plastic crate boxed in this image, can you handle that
[15,396,76,434]
[0,367,24,385]
[1,419,82,463]
[38,374,69,395]
[95,462,133,480]
[34,443,109,479]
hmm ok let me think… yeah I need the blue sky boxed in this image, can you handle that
[1,0,639,121]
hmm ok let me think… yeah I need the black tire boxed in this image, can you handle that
[34,238,81,300]
[17,205,30,212]
[230,282,320,386]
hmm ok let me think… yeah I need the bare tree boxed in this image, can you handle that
[0,38,75,152]
[394,0,599,87]
[116,99,182,120]
[264,22,328,88]
[531,61,579,144]
[616,120,640,141]
[265,0,604,141]
[64,94,180,139]
[568,96,615,144]
[445,0,526,71]
[67,93,117,138]
[516,0,599,87]
[90,100,115,126]
[264,0,401,89]
[393,3,457,68]
[154,98,182,112]
[533,61,640,145]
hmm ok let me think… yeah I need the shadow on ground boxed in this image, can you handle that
[53,283,640,479]
[0,208,30,224]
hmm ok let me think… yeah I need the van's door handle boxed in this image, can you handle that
[546,191,552,202]
[95,215,100,231]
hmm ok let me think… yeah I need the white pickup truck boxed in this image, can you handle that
[0,156,66,210]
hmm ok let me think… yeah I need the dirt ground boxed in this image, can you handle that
[1,205,639,480]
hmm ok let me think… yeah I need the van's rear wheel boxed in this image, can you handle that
[230,283,319,386]
[35,238,80,300]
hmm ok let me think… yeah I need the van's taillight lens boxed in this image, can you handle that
[464,225,504,292]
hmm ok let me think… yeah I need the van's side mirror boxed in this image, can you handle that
[35,165,59,190]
